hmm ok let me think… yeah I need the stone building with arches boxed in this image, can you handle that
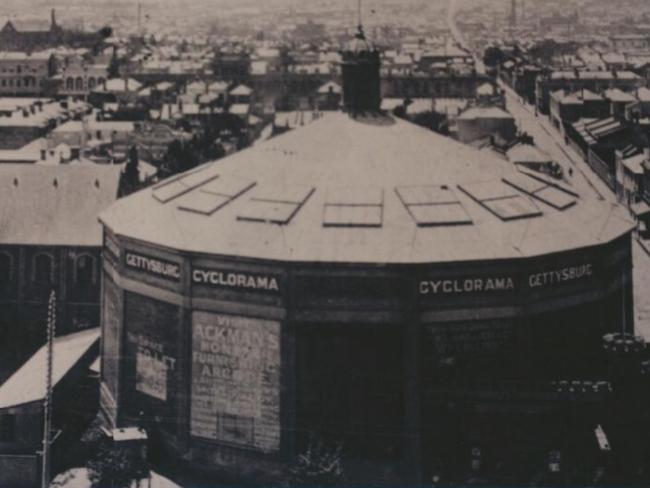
[0,164,121,361]
[56,60,108,99]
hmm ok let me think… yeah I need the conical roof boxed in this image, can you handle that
[101,113,633,264]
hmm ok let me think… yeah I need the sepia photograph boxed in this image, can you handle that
[0,0,648,486]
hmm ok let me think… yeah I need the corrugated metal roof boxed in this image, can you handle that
[0,165,121,246]
[100,112,634,264]
[0,329,99,409]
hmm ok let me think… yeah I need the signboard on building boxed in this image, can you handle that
[123,292,180,429]
[190,312,281,452]
[418,262,596,299]
[125,252,181,281]
[192,267,281,294]
[425,320,515,356]
[128,332,176,401]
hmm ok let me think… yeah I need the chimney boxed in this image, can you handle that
[340,25,381,116]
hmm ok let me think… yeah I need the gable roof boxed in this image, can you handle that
[1,18,52,33]
[229,84,253,96]
[0,164,121,246]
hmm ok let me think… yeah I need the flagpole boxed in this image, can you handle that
[41,290,56,488]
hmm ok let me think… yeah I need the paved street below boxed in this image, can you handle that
[501,85,650,340]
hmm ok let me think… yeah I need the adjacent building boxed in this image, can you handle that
[0,165,121,357]
[0,52,55,97]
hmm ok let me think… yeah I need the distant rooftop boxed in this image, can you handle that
[0,164,121,246]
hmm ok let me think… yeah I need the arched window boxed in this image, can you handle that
[66,77,74,90]
[97,77,105,88]
[74,253,96,285]
[88,77,96,90]
[33,253,54,284]
[0,252,13,287]
[75,77,83,91]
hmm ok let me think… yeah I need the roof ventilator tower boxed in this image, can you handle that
[340,20,381,117]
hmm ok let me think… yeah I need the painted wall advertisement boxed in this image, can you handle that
[425,320,515,356]
[190,312,281,452]
[128,331,176,402]
[124,293,179,412]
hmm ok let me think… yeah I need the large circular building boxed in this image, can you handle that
[98,47,635,483]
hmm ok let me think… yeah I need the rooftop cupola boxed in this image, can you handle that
[340,22,381,116]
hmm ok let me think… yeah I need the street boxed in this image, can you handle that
[501,85,650,340]
[447,1,650,340]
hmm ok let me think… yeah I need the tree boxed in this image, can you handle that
[108,47,121,79]
[287,437,345,487]
[99,26,113,39]
[412,111,448,135]
[119,145,141,197]
[83,420,148,488]
[87,442,148,488]
[483,46,505,68]
[159,139,201,178]
[126,145,139,182]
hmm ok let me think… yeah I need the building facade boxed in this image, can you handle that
[98,110,635,484]
[0,165,121,358]
[0,52,55,96]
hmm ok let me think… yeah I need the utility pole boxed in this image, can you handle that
[41,290,56,488]
[137,3,142,35]
[358,0,362,28]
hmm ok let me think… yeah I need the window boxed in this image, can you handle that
[88,77,96,90]
[33,253,54,285]
[75,77,83,91]
[0,414,15,441]
[66,77,74,90]
[74,254,96,285]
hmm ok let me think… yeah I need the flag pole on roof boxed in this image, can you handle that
[41,290,56,488]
